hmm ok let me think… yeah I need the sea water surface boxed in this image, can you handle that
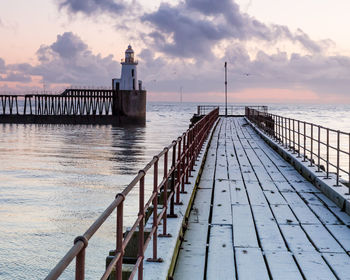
[0,102,350,279]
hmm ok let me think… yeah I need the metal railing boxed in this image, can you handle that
[197,105,267,116]
[45,108,219,280]
[0,95,19,114]
[245,107,350,189]
[0,89,115,116]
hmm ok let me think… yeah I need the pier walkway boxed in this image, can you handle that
[174,117,350,279]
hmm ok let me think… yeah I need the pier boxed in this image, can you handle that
[44,107,350,280]
[0,88,146,125]
[173,116,350,279]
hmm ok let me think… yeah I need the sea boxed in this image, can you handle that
[0,102,350,279]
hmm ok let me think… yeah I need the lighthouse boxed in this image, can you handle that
[112,45,142,91]
[111,45,146,124]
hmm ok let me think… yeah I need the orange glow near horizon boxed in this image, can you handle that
[147,88,350,104]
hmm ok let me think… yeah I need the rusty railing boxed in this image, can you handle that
[45,108,219,280]
[197,105,267,116]
[245,107,350,189]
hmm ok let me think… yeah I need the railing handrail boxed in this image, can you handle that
[45,108,219,280]
[245,106,350,189]
[197,105,268,116]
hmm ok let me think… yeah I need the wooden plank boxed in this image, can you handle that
[252,166,273,182]
[298,192,324,205]
[323,253,350,280]
[279,225,316,252]
[215,151,228,180]
[282,192,305,205]
[173,223,207,279]
[189,188,211,223]
[326,225,350,252]
[294,252,337,280]
[245,180,268,206]
[263,190,287,205]
[206,225,235,279]
[259,179,279,192]
[289,180,320,193]
[232,204,259,248]
[274,180,296,192]
[230,180,249,205]
[329,207,350,226]
[302,224,344,253]
[212,180,232,225]
[315,193,338,207]
[265,251,303,280]
[290,204,321,224]
[235,248,269,280]
[240,166,258,182]
[270,204,299,225]
[252,205,287,251]
[308,204,342,225]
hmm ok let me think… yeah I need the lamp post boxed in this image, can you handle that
[224,62,227,117]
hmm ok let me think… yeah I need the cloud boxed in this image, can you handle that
[1,32,120,86]
[0,72,32,83]
[58,0,125,15]
[141,0,326,59]
[0,58,6,73]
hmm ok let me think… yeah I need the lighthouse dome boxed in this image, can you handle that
[126,45,134,53]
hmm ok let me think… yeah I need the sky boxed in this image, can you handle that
[1,0,350,103]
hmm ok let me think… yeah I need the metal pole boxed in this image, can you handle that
[224,62,227,117]
[336,131,340,186]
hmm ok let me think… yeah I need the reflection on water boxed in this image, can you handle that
[1,102,350,279]
[0,102,197,279]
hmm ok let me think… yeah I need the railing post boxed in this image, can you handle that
[138,172,145,280]
[303,122,306,161]
[185,132,190,184]
[317,126,321,172]
[159,148,172,237]
[285,117,288,148]
[181,134,186,193]
[326,128,330,179]
[292,119,296,153]
[116,193,125,280]
[147,157,164,262]
[175,137,182,205]
[310,124,313,166]
[348,133,350,193]
[74,236,88,280]
[336,130,340,186]
[288,118,291,150]
[297,120,300,158]
[168,142,177,218]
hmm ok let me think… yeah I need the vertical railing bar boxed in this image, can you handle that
[317,126,321,172]
[310,123,313,166]
[138,173,145,280]
[326,128,330,179]
[336,130,340,186]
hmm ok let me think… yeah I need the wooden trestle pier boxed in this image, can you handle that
[173,116,350,279]
[0,88,146,124]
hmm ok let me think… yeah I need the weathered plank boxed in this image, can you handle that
[302,224,344,253]
[232,204,259,248]
[323,253,350,280]
[265,251,303,280]
[235,248,270,280]
[294,252,337,280]
[206,225,235,279]
[212,180,232,225]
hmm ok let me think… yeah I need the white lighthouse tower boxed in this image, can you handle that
[112,45,142,91]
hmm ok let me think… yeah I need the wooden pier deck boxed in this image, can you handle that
[173,117,350,280]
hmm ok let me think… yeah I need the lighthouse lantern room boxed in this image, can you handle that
[112,45,142,91]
